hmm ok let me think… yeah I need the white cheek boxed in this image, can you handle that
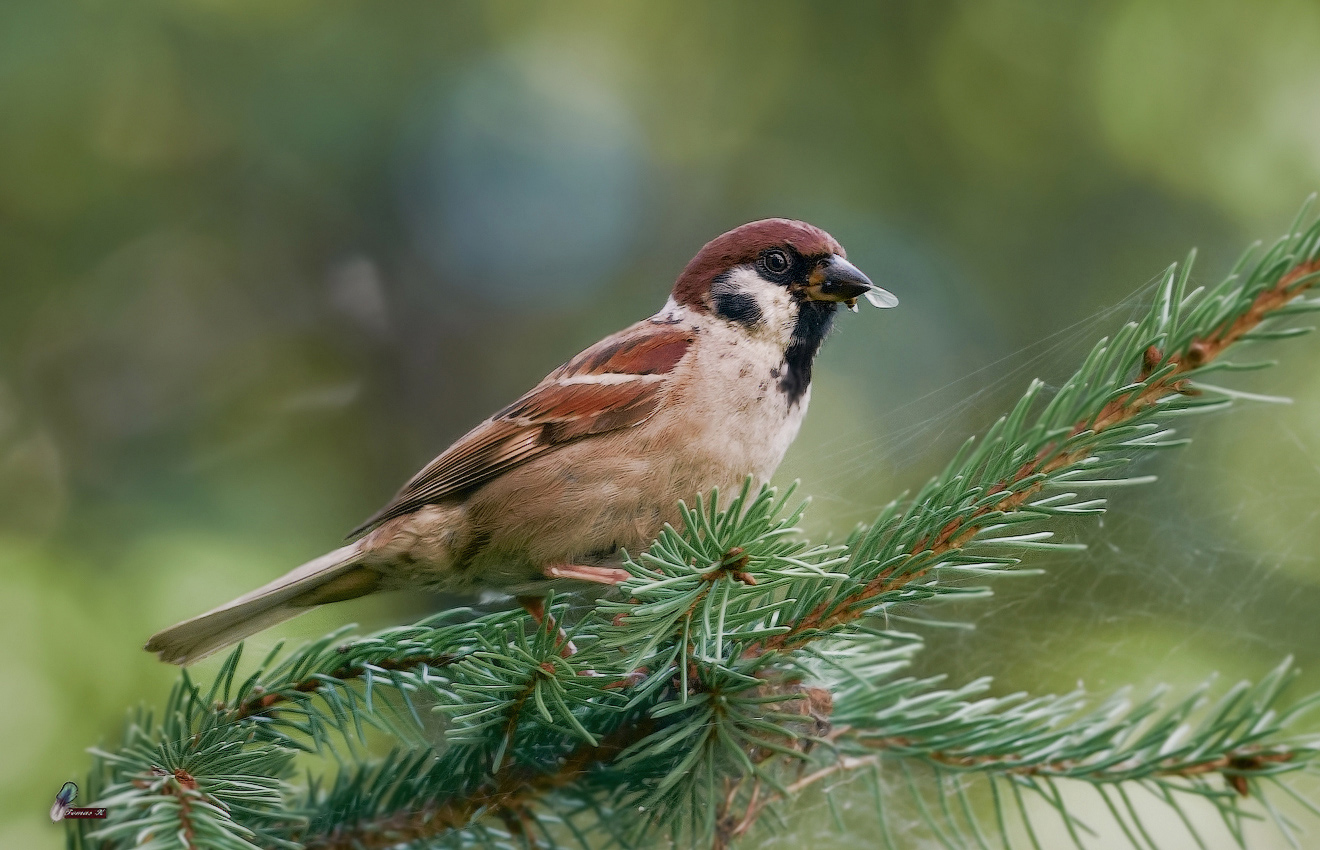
[755,286,798,334]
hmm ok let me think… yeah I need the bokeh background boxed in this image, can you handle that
[4,2,1320,847]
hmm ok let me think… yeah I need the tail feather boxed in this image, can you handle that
[145,544,373,665]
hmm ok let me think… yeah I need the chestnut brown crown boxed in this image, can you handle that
[671,219,845,308]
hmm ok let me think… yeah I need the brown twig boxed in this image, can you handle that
[702,547,757,586]
[300,678,827,850]
[718,742,1294,845]
[301,719,656,850]
[862,736,1294,789]
[233,653,455,720]
[135,768,205,849]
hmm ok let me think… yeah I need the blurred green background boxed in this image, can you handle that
[4,1,1320,847]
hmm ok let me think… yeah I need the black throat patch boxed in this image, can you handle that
[778,300,836,405]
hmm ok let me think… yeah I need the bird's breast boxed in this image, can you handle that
[672,327,809,483]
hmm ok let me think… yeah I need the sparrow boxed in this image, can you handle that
[146,219,897,664]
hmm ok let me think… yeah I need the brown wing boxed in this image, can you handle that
[347,321,693,537]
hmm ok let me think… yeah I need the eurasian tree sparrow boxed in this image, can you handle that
[146,219,896,664]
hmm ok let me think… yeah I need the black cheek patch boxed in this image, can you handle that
[712,290,764,328]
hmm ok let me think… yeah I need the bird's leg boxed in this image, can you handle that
[526,565,627,662]
[542,563,632,584]
[517,595,577,657]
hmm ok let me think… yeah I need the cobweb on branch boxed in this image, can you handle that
[761,263,1320,849]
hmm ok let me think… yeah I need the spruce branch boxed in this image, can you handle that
[76,675,300,850]
[754,238,1320,654]
[71,205,1320,850]
[718,643,1320,847]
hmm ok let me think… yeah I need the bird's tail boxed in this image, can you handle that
[145,543,381,665]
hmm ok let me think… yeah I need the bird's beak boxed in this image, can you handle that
[805,255,898,310]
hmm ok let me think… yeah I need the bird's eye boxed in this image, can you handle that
[763,250,790,275]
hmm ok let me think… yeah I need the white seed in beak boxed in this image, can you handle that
[864,286,899,309]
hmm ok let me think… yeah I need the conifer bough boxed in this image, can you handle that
[71,204,1320,850]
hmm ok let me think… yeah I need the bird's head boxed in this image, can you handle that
[670,219,896,335]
